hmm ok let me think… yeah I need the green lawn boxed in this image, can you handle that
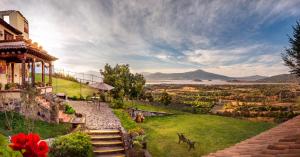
[0,112,71,139]
[114,103,275,157]
[140,114,275,157]
[35,74,98,98]
[113,109,139,130]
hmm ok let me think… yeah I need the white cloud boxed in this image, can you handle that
[1,0,299,76]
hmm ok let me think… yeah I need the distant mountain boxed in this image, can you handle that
[145,69,233,80]
[235,75,267,81]
[256,74,300,83]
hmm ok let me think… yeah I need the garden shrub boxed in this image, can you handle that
[99,92,106,102]
[4,83,20,90]
[70,96,78,100]
[64,104,76,114]
[50,132,93,157]
[111,99,124,109]
[159,91,172,105]
[128,127,145,136]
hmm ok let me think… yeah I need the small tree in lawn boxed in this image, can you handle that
[159,90,172,105]
[282,21,300,76]
[21,83,40,133]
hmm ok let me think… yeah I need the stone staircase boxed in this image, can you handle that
[87,129,126,157]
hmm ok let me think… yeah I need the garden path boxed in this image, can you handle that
[68,101,122,130]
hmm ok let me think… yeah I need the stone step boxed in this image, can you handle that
[95,153,125,157]
[92,141,123,146]
[90,135,122,140]
[87,130,120,135]
[93,146,125,154]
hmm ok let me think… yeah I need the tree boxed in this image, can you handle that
[100,64,146,100]
[21,83,40,133]
[282,21,300,76]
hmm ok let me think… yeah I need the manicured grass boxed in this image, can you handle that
[113,109,138,130]
[140,114,275,157]
[35,74,98,98]
[0,112,71,139]
[113,103,276,157]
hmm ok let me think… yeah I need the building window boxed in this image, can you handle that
[3,15,9,24]
[24,20,29,33]
[4,30,13,40]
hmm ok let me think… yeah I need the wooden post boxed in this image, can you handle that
[49,62,52,85]
[11,63,14,83]
[21,58,26,86]
[31,58,35,86]
[42,61,45,86]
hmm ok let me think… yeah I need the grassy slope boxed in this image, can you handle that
[114,102,275,157]
[0,112,71,139]
[141,114,274,157]
[113,109,139,130]
[35,74,97,98]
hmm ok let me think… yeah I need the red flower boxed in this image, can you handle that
[25,133,41,156]
[10,133,28,150]
[36,141,49,157]
[9,133,49,157]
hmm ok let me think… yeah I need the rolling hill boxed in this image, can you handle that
[144,69,233,80]
[144,69,266,81]
[256,74,300,83]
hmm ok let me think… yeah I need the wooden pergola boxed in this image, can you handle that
[0,37,57,87]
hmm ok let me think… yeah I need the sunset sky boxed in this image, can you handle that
[1,0,300,76]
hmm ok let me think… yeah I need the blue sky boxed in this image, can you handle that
[1,0,300,76]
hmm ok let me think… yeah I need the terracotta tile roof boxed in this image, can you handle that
[0,39,57,61]
[204,115,300,157]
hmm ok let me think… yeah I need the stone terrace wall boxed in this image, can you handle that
[0,94,60,123]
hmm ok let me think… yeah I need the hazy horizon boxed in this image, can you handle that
[1,0,300,77]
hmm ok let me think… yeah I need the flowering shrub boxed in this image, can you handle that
[9,133,49,157]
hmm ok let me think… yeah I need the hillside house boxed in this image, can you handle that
[0,10,60,123]
[0,10,57,97]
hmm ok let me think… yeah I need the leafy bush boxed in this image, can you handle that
[50,132,93,157]
[4,83,20,90]
[64,104,76,114]
[128,127,145,136]
[0,134,17,157]
[69,95,79,100]
[110,99,124,109]
[99,92,106,102]
[159,91,172,105]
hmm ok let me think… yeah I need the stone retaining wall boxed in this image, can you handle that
[128,108,171,118]
[0,93,60,123]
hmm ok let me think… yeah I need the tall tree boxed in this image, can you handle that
[282,21,300,76]
[100,64,146,99]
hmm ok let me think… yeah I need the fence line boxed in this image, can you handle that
[53,68,103,85]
